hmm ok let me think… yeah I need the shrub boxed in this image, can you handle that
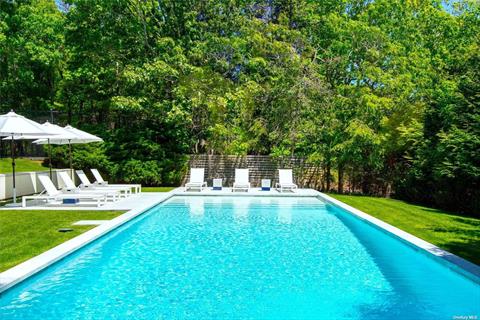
[119,160,162,186]
[160,155,189,186]
[47,143,116,181]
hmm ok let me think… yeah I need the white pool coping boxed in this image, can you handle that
[0,191,175,293]
[0,190,478,294]
[0,188,321,211]
[0,192,168,211]
[318,193,480,283]
[176,187,321,197]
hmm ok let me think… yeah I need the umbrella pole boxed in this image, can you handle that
[69,142,73,181]
[48,139,52,180]
[11,136,16,203]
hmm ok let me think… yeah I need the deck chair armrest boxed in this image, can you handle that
[186,182,205,186]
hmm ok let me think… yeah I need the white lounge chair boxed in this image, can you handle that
[184,168,207,192]
[22,175,107,207]
[58,171,121,201]
[276,169,298,193]
[75,170,131,197]
[232,169,250,192]
[91,169,141,193]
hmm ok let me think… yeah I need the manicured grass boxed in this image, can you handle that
[0,158,49,173]
[142,186,176,192]
[329,194,480,265]
[0,210,124,272]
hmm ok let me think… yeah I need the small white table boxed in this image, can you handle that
[261,179,271,191]
[213,178,223,190]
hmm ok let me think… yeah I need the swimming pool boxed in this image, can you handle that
[0,196,479,319]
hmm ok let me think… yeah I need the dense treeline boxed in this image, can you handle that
[0,0,479,214]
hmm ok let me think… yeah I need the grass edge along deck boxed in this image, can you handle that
[0,190,479,295]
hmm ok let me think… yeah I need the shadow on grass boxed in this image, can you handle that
[440,238,480,266]
[357,194,479,220]
[425,223,480,266]
[335,192,479,218]
[450,216,480,226]
[418,206,480,219]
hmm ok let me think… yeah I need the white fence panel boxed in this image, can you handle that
[0,169,74,200]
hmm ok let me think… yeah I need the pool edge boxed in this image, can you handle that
[1,190,478,294]
[318,192,480,284]
[0,191,176,294]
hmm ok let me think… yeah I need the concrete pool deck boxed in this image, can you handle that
[1,188,479,294]
[2,187,322,211]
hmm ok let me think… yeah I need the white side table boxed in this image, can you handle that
[213,178,223,190]
[261,179,271,191]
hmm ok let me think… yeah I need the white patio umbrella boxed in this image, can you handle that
[0,111,55,203]
[34,125,103,179]
[4,121,77,179]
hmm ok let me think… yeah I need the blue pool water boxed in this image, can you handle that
[0,196,479,319]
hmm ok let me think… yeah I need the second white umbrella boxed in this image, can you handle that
[4,121,78,179]
[34,125,103,179]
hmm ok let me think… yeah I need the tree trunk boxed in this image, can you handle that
[326,162,331,192]
[362,169,370,194]
[338,164,344,194]
[320,166,325,191]
[67,94,72,125]
[351,168,355,193]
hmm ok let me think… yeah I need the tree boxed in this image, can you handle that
[0,0,64,114]
[1,0,478,213]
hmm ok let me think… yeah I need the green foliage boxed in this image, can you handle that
[0,0,64,112]
[120,159,162,186]
[48,143,114,175]
[72,144,115,175]
[0,0,479,214]
[395,36,480,214]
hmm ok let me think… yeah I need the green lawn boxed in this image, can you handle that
[0,210,124,272]
[142,186,176,192]
[0,158,49,173]
[329,194,480,265]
